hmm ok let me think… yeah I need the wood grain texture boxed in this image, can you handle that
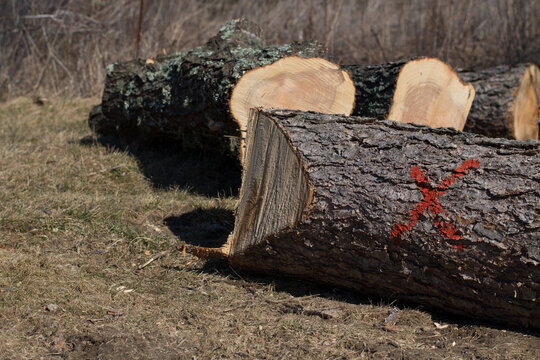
[460,64,539,140]
[344,58,474,130]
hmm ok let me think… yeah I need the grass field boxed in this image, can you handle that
[0,98,538,359]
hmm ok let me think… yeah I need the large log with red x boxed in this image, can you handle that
[192,109,540,329]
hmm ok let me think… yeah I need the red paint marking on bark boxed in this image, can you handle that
[391,159,479,249]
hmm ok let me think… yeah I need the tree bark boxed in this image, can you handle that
[343,58,475,131]
[459,64,539,140]
[218,109,540,329]
[96,19,325,156]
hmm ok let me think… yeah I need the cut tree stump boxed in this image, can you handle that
[343,58,475,131]
[192,109,539,329]
[93,19,353,158]
[459,64,540,140]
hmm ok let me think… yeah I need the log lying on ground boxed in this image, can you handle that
[459,64,540,140]
[94,19,354,157]
[343,58,475,130]
[196,109,539,328]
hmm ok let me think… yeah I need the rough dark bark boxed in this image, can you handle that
[226,109,540,329]
[95,19,325,155]
[343,58,474,131]
[343,60,406,119]
[459,64,539,140]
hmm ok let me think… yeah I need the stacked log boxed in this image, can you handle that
[92,19,354,158]
[343,58,475,131]
[459,64,540,140]
[90,19,540,328]
[195,109,539,329]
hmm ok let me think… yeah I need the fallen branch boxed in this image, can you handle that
[138,249,170,270]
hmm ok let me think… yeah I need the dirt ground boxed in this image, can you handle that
[0,98,538,359]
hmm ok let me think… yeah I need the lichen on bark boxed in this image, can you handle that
[96,19,326,157]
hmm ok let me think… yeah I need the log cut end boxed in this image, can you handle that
[227,109,313,255]
[510,64,539,140]
[230,57,355,134]
[532,64,540,104]
[388,58,475,131]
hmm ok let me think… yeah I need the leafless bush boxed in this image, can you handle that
[1,0,539,99]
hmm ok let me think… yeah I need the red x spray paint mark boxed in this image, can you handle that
[391,159,479,249]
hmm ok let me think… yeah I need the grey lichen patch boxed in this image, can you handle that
[189,66,201,76]
[125,80,137,98]
[99,19,325,158]
[212,19,266,49]
[117,79,125,94]
[189,48,214,58]
[229,46,265,59]
[146,71,156,82]
[162,85,171,104]
[217,19,241,40]
[106,63,115,75]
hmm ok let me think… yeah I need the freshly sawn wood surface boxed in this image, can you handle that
[344,58,475,131]
[460,64,539,140]
[230,56,355,136]
[92,19,352,157]
[207,109,539,329]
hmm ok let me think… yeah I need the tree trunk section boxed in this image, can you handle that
[459,64,539,140]
[230,56,355,136]
[343,58,475,131]
[221,109,539,329]
[96,19,325,156]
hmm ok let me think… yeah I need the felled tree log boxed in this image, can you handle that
[343,58,475,131]
[459,64,540,140]
[197,109,539,328]
[95,19,353,157]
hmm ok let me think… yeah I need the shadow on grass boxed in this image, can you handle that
[195,259,539,336]
[78,134,241,197]
[164,208,234,248]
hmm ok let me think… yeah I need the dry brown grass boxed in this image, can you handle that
[1,0,539,99]
[0,97,539,359]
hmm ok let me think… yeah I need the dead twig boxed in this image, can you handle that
[181,243,229,260]
[138,249,170,270]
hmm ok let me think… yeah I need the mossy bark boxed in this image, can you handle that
[95,19,325,156]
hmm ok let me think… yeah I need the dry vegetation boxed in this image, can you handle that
[1,0,539,98]
[1,1,540,358]
[0,97,538,359]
